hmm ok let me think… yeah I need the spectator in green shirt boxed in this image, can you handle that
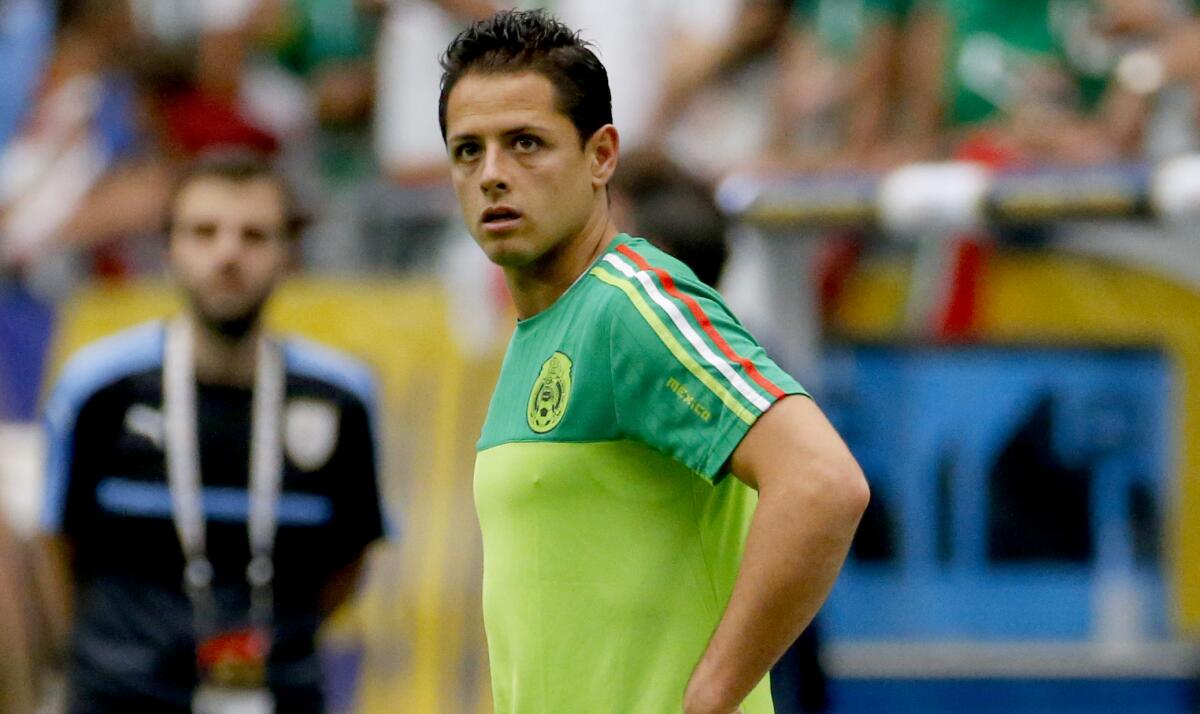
[768,0,926,167]
[920,0,1199,163]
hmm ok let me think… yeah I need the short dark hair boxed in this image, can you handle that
[438,10,612,145]
[165,149,307,240]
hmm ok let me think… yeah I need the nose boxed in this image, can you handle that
[213,228,246,266]
[479,144,509,196]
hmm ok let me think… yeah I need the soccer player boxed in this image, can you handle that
[40,150,388,713]
[440,10,869,714]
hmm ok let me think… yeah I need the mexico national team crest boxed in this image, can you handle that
[285,399,340,471]
[527,351,573,433]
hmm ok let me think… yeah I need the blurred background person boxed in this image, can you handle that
[610,150,731,287]
[0,0,54,152]
[648,0,935,173]
[0,0,173,290]
[39,150,388,713]
[762,0,934,169]
[911,0,1198,165]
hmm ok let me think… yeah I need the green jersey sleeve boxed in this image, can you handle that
[591,242,808,481]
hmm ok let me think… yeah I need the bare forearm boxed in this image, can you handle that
[1160,22,1200,81]
[842,26,897,162]
[35,537,75,657]
[656,1,787,128]
[684,469,865,713]
[320,553,367,618]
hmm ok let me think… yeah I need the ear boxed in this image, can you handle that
[587,124,620,190]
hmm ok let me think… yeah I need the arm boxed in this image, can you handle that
[841,22,903,164]
[35,535,75,659]
[36,358,115,658]
[1090,17,1200,159]
[652,0,791,133]
[763,27,828,159]
[37,378,86,660]
[321,387,387,618]
[766,21,901,168]
[684,395,869,714]
[58,158,174,253]
[0,520,41,712]
[885,5,948,165]
[319,551,369,617]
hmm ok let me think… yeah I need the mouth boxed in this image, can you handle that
[480,206,524,233]
[213,275,246,293]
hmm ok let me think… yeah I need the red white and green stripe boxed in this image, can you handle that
[591,245,785,425]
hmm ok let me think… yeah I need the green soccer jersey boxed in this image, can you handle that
[475,235,808,713]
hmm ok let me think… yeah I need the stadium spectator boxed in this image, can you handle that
[0,0,55,151]
[916,0,1198,164]
[649,0,930,172]
[39,150,388,713]
[0,0,171,282]
[1093,0,1200,160]
[610,150,730,287]
[759,0,939,169]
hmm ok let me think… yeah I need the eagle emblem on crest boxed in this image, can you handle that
[527,352,573,433]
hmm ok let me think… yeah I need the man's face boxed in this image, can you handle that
[167,177,291,335]
[445,71,604,268]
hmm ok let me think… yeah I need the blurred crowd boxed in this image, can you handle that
[2,0,1200,291]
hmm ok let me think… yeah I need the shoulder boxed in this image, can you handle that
[595,236,707,285]
[591,235,722,304]
[45,321,165,425]
[588,235,731,335]
[281,335,379,412]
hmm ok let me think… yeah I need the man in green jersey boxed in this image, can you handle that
[439,10,869,713]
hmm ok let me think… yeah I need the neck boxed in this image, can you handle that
[188,313,261,386]
[505,209,620,320]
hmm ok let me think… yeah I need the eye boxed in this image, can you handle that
[513,134,541,153]
[453,142,481,162]
[242,226,270,244]
[190,222,218,240]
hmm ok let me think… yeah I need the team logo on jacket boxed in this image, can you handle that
[285,399,340,471]
[527,351,573,433]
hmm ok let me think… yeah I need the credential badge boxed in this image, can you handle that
[285,399,340,471]
[527,351,573,433]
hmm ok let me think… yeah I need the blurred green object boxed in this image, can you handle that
[791,0,918,57]
[940,0,1115,126]
[274,0,379,77]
